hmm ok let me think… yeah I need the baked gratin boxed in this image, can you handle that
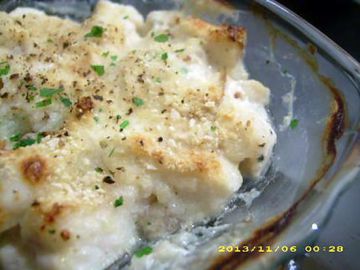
[0,1,276,269]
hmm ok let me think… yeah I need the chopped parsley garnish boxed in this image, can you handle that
[91,65,105,76]
[108,147,116,157]
[132,97,144,107]
[36,98,52,108]
[154,33,170,43]
[161,52,168,61]
[36,133,44,143]
[95,167,103,173]
[119,120,129,130]
[93,116,99,123]
[175,48,185,53]
[10,133,21,142]
[39,87,63,97]
[48,229,56,234]
[13,138,36,150]
[102,51,110,57]
[290,119,299,129]
[110,55,118,62]
[155,77,161,83]
[85,25,104,38]
[27,85,37,91]
[60,96,72,107]
[134,246,153,258]
[123,15,129,19]
[114,196,124,207]
[0,62,10,76]
[210,126,217,132]
[116,114,121,121]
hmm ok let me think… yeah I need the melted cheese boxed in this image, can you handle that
[0,1,276,269]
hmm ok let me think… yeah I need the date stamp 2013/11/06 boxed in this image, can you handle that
[218,245,344,253]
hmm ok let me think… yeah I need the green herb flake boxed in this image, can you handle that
[134,246,153,258]
[210,126,217,132]
[154,34,170,43]
[119,120,129,131]
[0,62,10,76]
[116,114,121,121]
[13,138,36,150]
[48,229,56,234]
[36,133,44,144]
[27,85,37,91]
[257,155,265,162]
[155,77,161,83]
[93,116,99,123]
[10,133,21,142]
[36,98,52,108]
[290,119,299,129]
[85,25,104,38]
[108,147,116,157]
[91,65,105,76]
[110,55,118,62]
[95,167,103,173]
[60,96,72,107]
[175,48,185,53]
[114,196,124,208]
[39,88,63,97]
[161,52,168,61]
[123,15,129,19]
[132,97,144,107]
[102,51,110,57]
[47,38,53,43]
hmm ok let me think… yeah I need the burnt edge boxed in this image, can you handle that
[209,7,347,270]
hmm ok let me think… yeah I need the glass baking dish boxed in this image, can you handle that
[0,0,359,269]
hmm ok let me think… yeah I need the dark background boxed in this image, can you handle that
[278,0,360,61]
[275,1,360,269]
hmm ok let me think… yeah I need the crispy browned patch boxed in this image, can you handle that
[75,96,93,118]
[43,203,64,224]
[20,155,47,185]
[60,229,71,241]
[130,135,220,174]
[210,25,247,50]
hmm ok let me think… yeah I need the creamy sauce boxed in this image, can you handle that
[0,1,276,269]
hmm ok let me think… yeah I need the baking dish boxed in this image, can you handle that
[0,0,359,269]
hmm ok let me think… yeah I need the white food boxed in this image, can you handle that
[0,1,276,269]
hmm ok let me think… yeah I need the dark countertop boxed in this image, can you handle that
[277,1,360,269]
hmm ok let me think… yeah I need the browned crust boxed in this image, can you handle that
[74,96,94,118]
[43,203,65,227]
[60,229,71,241]
[20,155,48,185]
[209,24,247,50]
[129,135,221,174]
